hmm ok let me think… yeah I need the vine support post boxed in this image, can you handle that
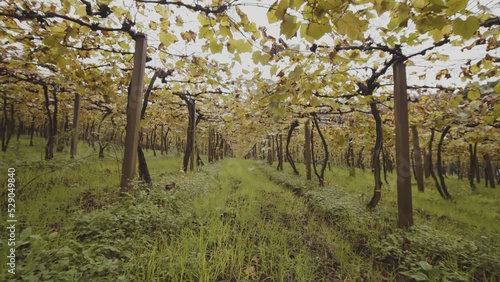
[120,33,147,192]
[393,56,413,228]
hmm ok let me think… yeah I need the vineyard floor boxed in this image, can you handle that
[1,138,499,281]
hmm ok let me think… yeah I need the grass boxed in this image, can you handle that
[0,137,499,281]
[318,163,500,237]
[126,159,387,281]
[0,137,184,231]
[261,161,500,281]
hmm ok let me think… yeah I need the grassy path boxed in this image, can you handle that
[3,139,497,281]
[133,158,384,281]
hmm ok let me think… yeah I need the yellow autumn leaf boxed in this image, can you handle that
[119,41,129,49]
[280,14,300,39]
[306,22,332,39]
[149,22,158,31]
[467,90,480,100]
[227,40,236,53]
[337,12,363,39]
[372,0,395,16]
[446,0,468,15]
[290,0,306,9]
[176,16,184,26]
[76,6,87,16]
[159,33,177,46]
[453,16,479,39]
[235,39,253,53]
[209,40,223,53]
[267,1,279,23]
[275,0,290,20]
[42,34,60,47]
[493,82,500,94]
[270,65,278,76]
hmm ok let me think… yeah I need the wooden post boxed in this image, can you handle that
[304,119,312,180]
[70,93,81,158]
[120,34,147,191]
[394,56,413,228]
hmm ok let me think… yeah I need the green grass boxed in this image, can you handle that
[318,163,500,237]
[261,161,500,281]
[282,160,499,237]
[1,137,499,281]
[125,159,386,281]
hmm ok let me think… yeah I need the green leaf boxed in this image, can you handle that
[235,39,253,53]
[76,6,87,16]
[289,65,303,78]
[310,96,320,107]
[387,3,410,30]
[208,40,222,53]
[372,0,395,15]
[290,0,306,9]
[275,0,290,20]
[467,90,480,100]
[400,270,429,281]
[270,65,278,76]
[20,227,32,242]
[267,1,279,23]
[48,232,59,240]
[337,11,364,39]
[493,103,500,118]
[119,41,129,49]
[412,0,430,9]
[306,22,332,39]
[149,22,158,31]
[446,0,468,15]
[453,16,479,39]
[418,261,433,271]
[252,52,270,65]
[42,35,60,47]
[159,33,177,46]
[493,82,500,94]
[281,14,300,39]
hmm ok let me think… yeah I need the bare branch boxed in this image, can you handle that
[135,0,229,15]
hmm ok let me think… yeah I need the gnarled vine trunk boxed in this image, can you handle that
[428,128,445,199]
[367,102,383,209]
[43,85,58,160]
[180,96,196,172]
[411,126,425,192]
[436,126,452,199]
[483,154,496,188]
[286,120,299,175]
[468,144,477,191]
[474,143,480,184]
[311,116,328,186]
[304,119,312,180]
[276,134,283,171]
[138,145,152,184]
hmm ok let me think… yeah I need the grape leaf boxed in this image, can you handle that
[453,16,479,39]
